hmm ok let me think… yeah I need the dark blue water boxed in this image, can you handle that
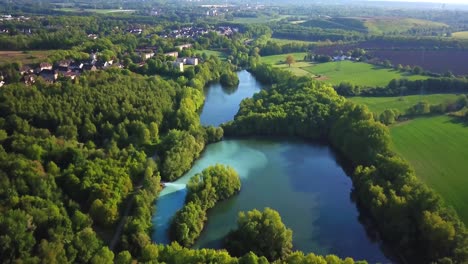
[151,70,391,263]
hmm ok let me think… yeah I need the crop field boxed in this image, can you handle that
[390,115,468,224]
[0,50,55,65]
[300,17,368,33]
[363,17,448,34]
[452,31,468,39]
[302,61,427,87]
[349,94,462,115]
[369,50,468,76]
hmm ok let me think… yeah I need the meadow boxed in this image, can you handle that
[0,50,55,65]
[196,49,227,60]
[363,17,448,35]
[260,53,427,87]
[349,94,462,115]
[390,115,468,224]
[302,61,427,86]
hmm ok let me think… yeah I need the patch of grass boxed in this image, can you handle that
[390,115,468,224]
[196,49,227,60]
[349,94,462,115]
[302,61,427,87]
[0,50,55,65]
[269,38,317,45]
[452,31,468,39]
[259,53,307,65]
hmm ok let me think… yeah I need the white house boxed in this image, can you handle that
[175,44,192,51]
[172,62,184,72]
[185,57,198,66]
[164,51,179,58]
[0,81,4,87]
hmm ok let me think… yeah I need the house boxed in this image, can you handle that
[64,72,78,80]
[333,55,348,62]
[88,34,98,39]
[164,51,179,58]
[176,57,199,66]
[39,69,58,82]
[39,62,53,71]
[0,81,4,87]
[175,44,192,51]
[19,66,33,75]
[172,62,184,72]
[83,64,97,71]
[70,62,84,71]
[58,60,72,68]
[23,74,35,85]
[57,66,70,74]
[185,57,198,66]
[141,51,155,60]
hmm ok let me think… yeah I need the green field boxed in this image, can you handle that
[0,50,56,65]
[259,53,307,65]
[350,94,462,115]
[196,49,227,60]
[269,38,317,45]
[390,116,468,224]
[303,61,427,87]
[364,17,448,35]
[260,54,427,87]
[452,31,468,39]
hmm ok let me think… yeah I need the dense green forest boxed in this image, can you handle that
[223,64,468,263]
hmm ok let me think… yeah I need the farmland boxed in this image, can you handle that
[349,94,462,115]
[363,17,448,35]
[452,31,468,39]
[260,54,428,86]
[54,8,135,14]
[390,116,468,224]
[369,50,468,76]
[0,50,55,65]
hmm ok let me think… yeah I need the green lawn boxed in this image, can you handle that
[452,31,468,39]
[196,50,227,60]
[390,115,468,224]
[54,8,135,14]
[259,53,307,65]
[302,61,427,87]
[349,94,462,115]
[260,54,427,87]
[269,38,317,45]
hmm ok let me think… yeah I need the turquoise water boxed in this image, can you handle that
[151,71,391,262]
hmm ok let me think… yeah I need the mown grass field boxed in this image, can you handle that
[350,94,462,115]
[260,54,428,87]
[269,38,317,45]
[303,61,427,87]
[0,50,55,65]
[390,116,468,224]
[196,50,227,60]
[452,31,468,39]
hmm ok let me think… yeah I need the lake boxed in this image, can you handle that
[152,70,391,262]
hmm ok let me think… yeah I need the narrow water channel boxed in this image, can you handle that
[151,70,391,262]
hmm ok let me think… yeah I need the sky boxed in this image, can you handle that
[375,0,468,3]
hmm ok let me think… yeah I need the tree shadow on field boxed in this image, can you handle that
[446,116,468,127]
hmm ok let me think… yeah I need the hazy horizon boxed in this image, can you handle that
[370,0,468,4]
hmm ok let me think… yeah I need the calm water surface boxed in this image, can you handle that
[152,70,391,262]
